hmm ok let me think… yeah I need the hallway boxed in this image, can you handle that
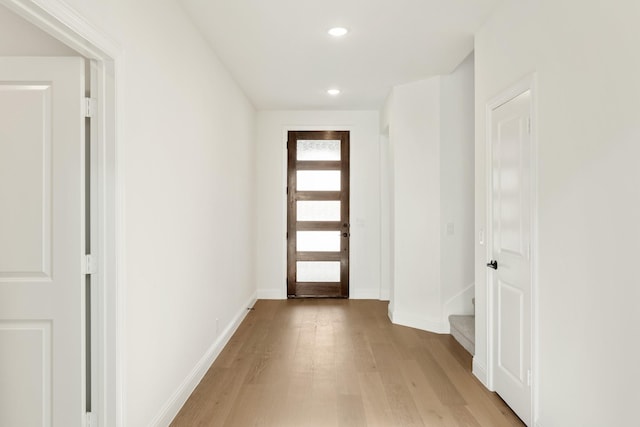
[171,300,524,426]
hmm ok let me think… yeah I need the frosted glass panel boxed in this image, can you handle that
[297,201,340,221]
[297,261,340,282]
[297,231,340,252]
[297,140,341,161]
[297,170,340,191]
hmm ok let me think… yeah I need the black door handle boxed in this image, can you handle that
[342,233,349,237]
[487,260,498,270]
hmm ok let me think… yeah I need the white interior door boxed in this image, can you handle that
[490,90,532,425]
[0,57,86,427]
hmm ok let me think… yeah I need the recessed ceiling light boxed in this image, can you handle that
[327,88,341,96]
[328,27,348,37]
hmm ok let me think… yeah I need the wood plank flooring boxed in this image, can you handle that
[170,300,525,427]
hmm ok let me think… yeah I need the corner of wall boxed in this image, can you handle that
[381,90,394,132]
[256,289,286,300]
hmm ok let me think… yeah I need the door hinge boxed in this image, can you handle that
[84,97,97,118]
[86,412,95,427]
[286,231,288,239]
[83,254,97,275]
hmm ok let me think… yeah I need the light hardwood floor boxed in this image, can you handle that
[170,299,525,427]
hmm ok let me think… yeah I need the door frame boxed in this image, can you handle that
[0,0,124,425]
[485,74,538,424]
[286,130,350,298]
[280,125,352,299]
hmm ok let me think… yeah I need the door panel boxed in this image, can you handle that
[0,321,51,427]
[0,57,85,427]
[0,85,52,278]
[287,130,349,298]
[498,280,524,383]
[490,90,532,425]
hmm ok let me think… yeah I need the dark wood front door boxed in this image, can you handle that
[287,130,350,298]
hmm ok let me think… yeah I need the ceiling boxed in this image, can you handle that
[178,0,502,110]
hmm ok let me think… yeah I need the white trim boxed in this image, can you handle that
[0,1,124,425]
[472,357,489,389]
[484,89,494,393]
[379,288,390,301]
[280,127,288,298]
[530,74,540,427]
[149,291,258,427]
[389,308,448,334]
[3,0,121,59]
[389,285,474,334]
[442,282,475,320]
[443,282,474,309]
[88,58,100,426]
[485,73,538,425]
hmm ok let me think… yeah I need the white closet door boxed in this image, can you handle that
[0,56,86,427]
[490,90,533,425]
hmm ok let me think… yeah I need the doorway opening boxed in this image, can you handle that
[0,1,123,425]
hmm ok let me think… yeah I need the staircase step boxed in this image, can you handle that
[449,315,475,355]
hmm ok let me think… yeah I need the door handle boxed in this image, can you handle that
[486,260,498,270]
[342,232,349,237]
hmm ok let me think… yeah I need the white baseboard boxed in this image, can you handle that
[428,282,475,335]
[379,288,390,301]
[472,357,490,389]
[257,288,285,300]
[443,283,474,318]
[150,291,258,427]
[389,308,448,334]
[387,285,475,335]
[257,288,389,301]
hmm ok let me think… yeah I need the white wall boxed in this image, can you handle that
[0,4,75,55]
[440,53,475,317]
[387,78,443,330]
[385,55,475,333]
[1,1,257,426]
[475,1,640,425]
[255,110,382,300]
